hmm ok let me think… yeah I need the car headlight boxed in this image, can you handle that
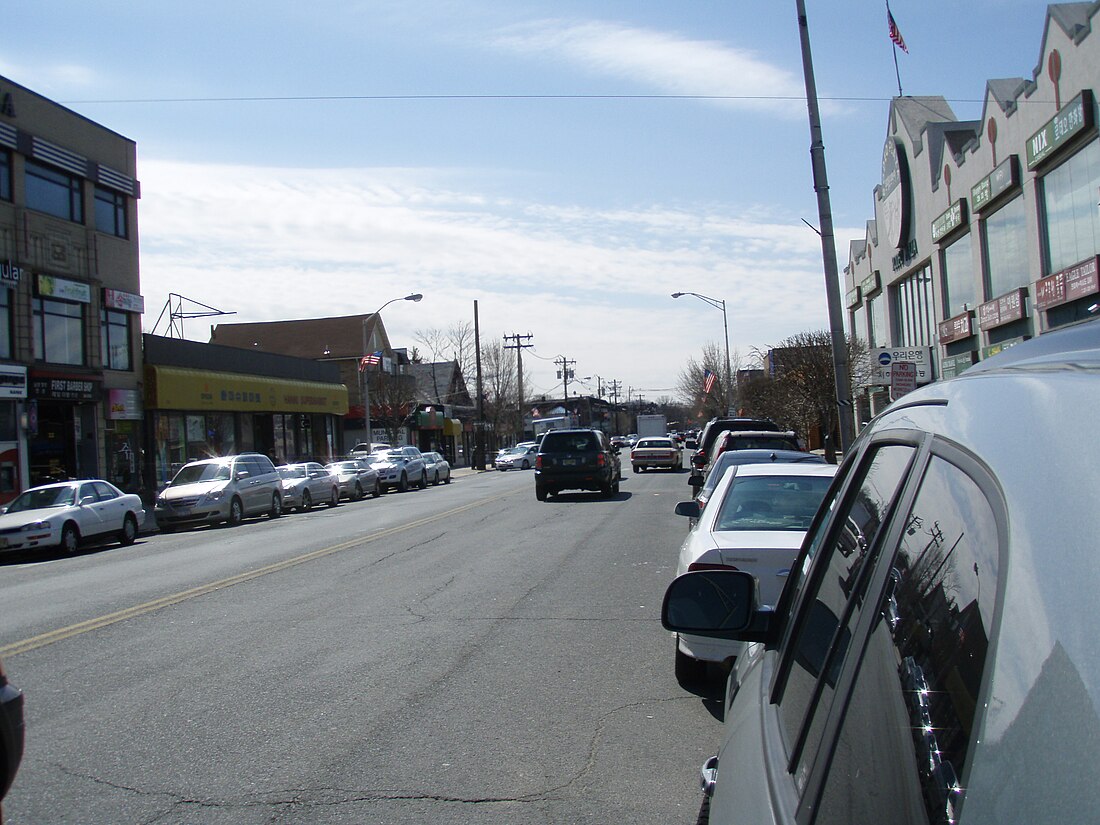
[20,520,49,533]
[201,489,226,503]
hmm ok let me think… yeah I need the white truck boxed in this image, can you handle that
[635,414,668,439]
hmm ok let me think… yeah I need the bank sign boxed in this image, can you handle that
[867,347,933,387]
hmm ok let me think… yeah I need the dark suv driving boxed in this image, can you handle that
[534,429,621,500]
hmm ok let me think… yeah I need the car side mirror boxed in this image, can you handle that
[79,495,97,506]
[674,500,701,519]
[688,471,703,486]
[662,570,774,643]
[236,471,250,480]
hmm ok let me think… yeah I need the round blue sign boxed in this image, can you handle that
[878,352,892,366]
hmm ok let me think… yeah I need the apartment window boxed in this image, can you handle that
[0,151,11,201]
[25,160,84,223]
[94,186,128,238]
[941,233,977,317]
[0,288,11,359]
[891,264,936,348]
[982,195,1029,299]
[101,308,132,370]
[33,297,84,365]
[1042,139,1100,274]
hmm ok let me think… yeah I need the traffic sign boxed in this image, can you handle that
[890,361,918,399]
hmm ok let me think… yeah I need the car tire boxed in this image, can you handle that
[300,490,313,512]
[328,487,339,507]
[633,465,640,473]
[612,478,620,495]
[226,497,244,527]
[353,482,364,501]
[269,493,283,519]
[119,513,138,546]
[674,638,708,688]
[59,522,80,554]
[535,483,548,501]
[372,480,381,498]
[443,473,451,484]
[398,472,409,492]
[418,472,428,489]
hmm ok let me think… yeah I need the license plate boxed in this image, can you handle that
[562,458,577,466]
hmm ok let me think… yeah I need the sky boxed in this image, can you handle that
[4,0,1051,403]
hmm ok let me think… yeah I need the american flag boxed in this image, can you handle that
[887,9,908,53]
[359,351,383,372]
[702,369,717,394]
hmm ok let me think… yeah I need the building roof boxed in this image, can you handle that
[408,361,473,406]
[209,314,391,360]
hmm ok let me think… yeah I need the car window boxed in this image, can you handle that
[813,455,1001,825]
[542,433,598,453]
[91,481,119,501]
[777,444,915,790]
[712,475,833,532]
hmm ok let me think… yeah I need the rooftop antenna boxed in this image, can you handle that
[150,293,236,338]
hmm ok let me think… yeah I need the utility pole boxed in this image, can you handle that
[474,300,485,470]
[556,356,576,407]
[503,333,533,439]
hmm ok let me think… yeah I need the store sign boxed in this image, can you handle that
[978,288,1027,330]
[879,139,910,250]
[0,364,27,399]
[846,287,861,309]
[941,352,978,379]
[861,271,881,296]
[1035,255,1100,311]
[938,312,974,344]
[890,362,917,400]
[971,156,1019,212]
[931,200,967,242]
[1027,91,1094,169]
[0,260,23,287]
[104,288,145,313]
[982,337,1027,360]
[868,347,933,386]
[37,274,91,303]
[30,376,99,401]
[107,388,143,420]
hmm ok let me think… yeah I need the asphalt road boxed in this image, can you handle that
[0,462,724,824]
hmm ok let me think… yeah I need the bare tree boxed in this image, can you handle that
[414,322,476,385]
[676,341,739,424]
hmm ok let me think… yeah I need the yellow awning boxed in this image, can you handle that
[145,365,349,415]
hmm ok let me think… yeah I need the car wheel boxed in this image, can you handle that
[674,638,709,688]
[372,480,381,498]
[59,522,80,554]
[521,459,530,470]
[353,482,364,501]
[398,472,409,492]
[432,471,440,485]
[328,487,339,507]
[418,472,428,489]
[119,513,138,546]
[443,472,451,484]
[535,483,547,501]
[300,490,313,512]
[269,493,283,519]
[612,478,620,495]
[226,497,244,526]
[633,465,640,473]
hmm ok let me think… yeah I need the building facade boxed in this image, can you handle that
[0,75,144,501]
[845,3,1100,426]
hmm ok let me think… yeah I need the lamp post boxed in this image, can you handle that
[362,293,422,446]
[672,291,733,415]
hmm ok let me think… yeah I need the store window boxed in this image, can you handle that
[891,265,936,348]
[0,150,11,201]
[941,233,978,317]
[100,309,132,370]
[983,195,1029,299]
[0,288,11,360]
[867,293,885,348]
[852,305,868,347]
[25,160,84,223]
[94,185,128,238]
[1042,139,1100,274]
[33,297,84,365]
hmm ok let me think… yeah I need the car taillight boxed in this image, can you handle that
[535,456,543,469]
[597,453,607,467]
[688,561,739,572]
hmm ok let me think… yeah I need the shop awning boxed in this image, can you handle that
[145,365,349,414]
[443,418,463,436]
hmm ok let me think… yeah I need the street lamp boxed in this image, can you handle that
[362,293,423,445]
[672,291,733,415]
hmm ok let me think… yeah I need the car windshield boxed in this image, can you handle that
[7,486,77,512]
[172,463,232,484]
[713,475,833,532]
[723,436,799,451]
[700,451,824,499]
[279,466,308,479]
[328,462,358,472]
[637,439,672,449]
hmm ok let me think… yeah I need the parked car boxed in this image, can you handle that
[670,462,836,685]
[495,444,538,471]
[325,459,381,500]
[661,318,1100,825]
[0,655,24,819]
[534,429,621,500]
[690,417,782,472]
[276,462,340,511]
[348,442,391,457]
[691,449,827,512]
[155,453,283,530]
[0,479,145,553]
[367,447,427,492]
[707,429,802,463]
[630,436,682,472]
[422,451,451,485]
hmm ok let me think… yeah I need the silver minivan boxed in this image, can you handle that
[155,453,284,530]
[663,317,1100,824]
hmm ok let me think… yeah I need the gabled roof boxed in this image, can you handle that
[408,361,473,406]
[209,314,391,360]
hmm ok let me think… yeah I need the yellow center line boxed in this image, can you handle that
[1,489,518,658]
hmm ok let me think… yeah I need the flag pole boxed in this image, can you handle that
[887,1,904,96]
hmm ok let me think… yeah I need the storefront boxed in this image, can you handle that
[143,336,348,494]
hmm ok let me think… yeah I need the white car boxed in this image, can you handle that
[324,460,381,501]
[277,463,341,511]
[0,480,145,554]
[495,444,538,471]
[367,447,427,492]
[421,451,451,485]
[671,462,837,685]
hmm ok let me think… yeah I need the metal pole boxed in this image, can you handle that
[795,0,855,452]
[720,299,733,416]
[474,300,485,470]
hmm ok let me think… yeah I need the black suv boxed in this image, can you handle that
[534,429,621,500]
[690,417,782,471]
